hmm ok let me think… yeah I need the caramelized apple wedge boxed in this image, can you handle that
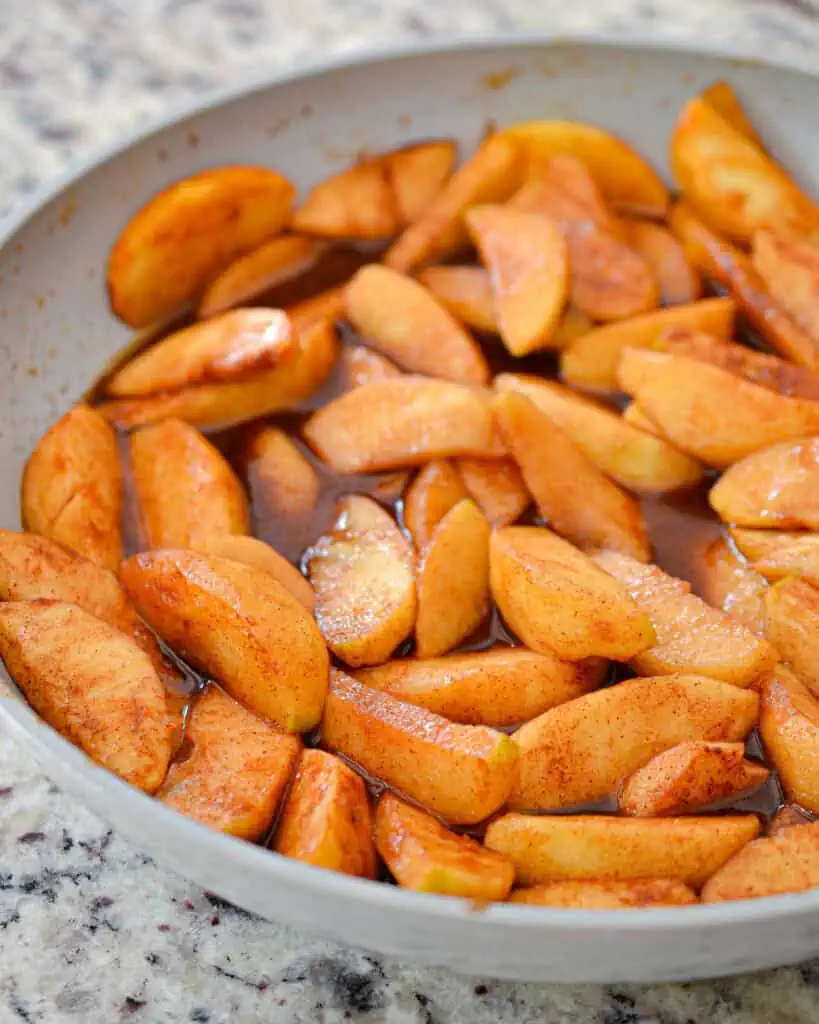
[698,537,768,635]
[321,670,518,825]
[514,153,622,236]
[761,667,819,813]
[466,204,568,355]
[622,218,701,306]
[745,534,819,585]
[0,600,173,792]
[403,460,468,554]
[511,674,758,811]
[273,748,376,878]
[292,157,398,239]
[193,535,314,612]
[456,457,530,529]
[490,527,655,661]
[703,821,819,902]
[108,166,295,327]
[509,879,697,908]
[307,496,415,667]
[753,229,819,347]
[374,792,514,899]
[729,527,812,565]
[415,499,490,658]
[356,648,605,727]
[240,425,319,526]
[159,686,301,840]
[764,578,819,698]
[700,80,764,148]
[619,741,769,817]
[303,376,502,473]
[493,391,650,561]
[416,265,497,333]
[130,418,249,549]
[386,140,458,223]
[594,550,778,688]
[121,550,329,732]
[335,344,402,390]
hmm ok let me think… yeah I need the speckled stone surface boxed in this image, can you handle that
[4,2,819,1021]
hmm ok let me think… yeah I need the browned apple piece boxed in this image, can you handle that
[307,496,415,667]
[159,686,301,840]
[509,879,697,908]
[753,228,819,347]
[456,457,531,529]
[560,297,736,392]
[303,376,502,473]
[620,741,769,817]
[345,265,489,385]
[622,402,662,436]
[321,670,518,825]
[273,748,376,878]
[489,527,655,661]
[703,821,819,902]
[415,499,490,658]
[121,550,329,732]
[761,667,819,813]
[374,792,514,899]
[594,550,778,688]
[286,285,346,331]
[22,404,123,573]
[403,460,468,551]
[356,648,605,727]
[485,813,760,887]
[730,528,812,564]
[513,153,623,236]
[335,344,402,390]
[193,535,314,612]
[623,218,701,306]
[747,534,819,585]
[108,166,295,327]
[764,578,819,698]
[240,424,319,526]
[291,157,399,239]
[384,135,521,272]
[700,81,764,148]
[385,140,458,224]
[466,204,568,355]
[710,437,819,528]
[698,536,768,635]
[494,391,650,561]
[511,674,758,811]
[416,265,497,333]
[0,600,173,792]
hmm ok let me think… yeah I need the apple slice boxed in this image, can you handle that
[752,229,819,348]
[456,457,530,529]
[416,265,497,333]
[292,157,399,239]
[698,536,767,635]
[700,81,764,148]
[192,535,314,612]
[403,460,468,552]
[335,344,402,390]
[514,153,622,236]
[730,528,814,566]
[761,667,819,813]
[623,218,701,306]
[745,534,819,586]
[386,140,457,223]
[509,880,697,908]
[240,425,319,525]
[703,821,819,902]
[764,578,819,698]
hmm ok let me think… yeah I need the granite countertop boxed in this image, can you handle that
[4,1,819,1021]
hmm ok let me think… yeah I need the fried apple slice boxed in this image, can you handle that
[193,535,314,611]
[560,297,736,392]
[761,667,819,813]
[514,153,623,236]
[22,404,123,573]
[508,879,697,908]
[100,316,338,430]
[303,376,502,473]
[159,686,300,840]
[292,157,398,239]
[490,527,655,661]
[345,265,489,385]
[746,534,819,585]
[710,437,819,529]
[485,813,759,886]
[384,135,521,272]
[240,425,319,526]
[374,792,514,899]
[130,418,249,549]
[403,460,468,551]
[465,204,568,355]
[416,266,497,333]
[700,81,764,148]
[753,228,819,346]
[307,496,415,667]
[622,402,662,436]
[415,499,490,658]
[594,550,777,687]
[456,457,530,529]
[108,166,295,327]
[499,120,669,216]
[620,741,769,817]
[730,528,811,564]
[703,821,819,902]
[121,550,328,732]
[286,285,346,331]
[322,670,518,825]
[623,219,701,306]
[494,374,703,493]
[273,748,376,877]
[764,578,819,697]
[493,391,650,561]
[335,344,402,389]
[386,140,457,223]
[698,537,768,635]
[511,674,758,811]
[356,648,605,727]
[0,600,173,792]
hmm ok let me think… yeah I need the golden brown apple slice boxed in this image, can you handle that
[551,306,594,349]
[121,550,329,732]
[510,674,759,811]
[286,285,346,331]
[513,153,623,236]
[485,813,760,886]
[700,80,764,148]
[374,792,514,899]
[747,534,819,585]
[509,879,697,908]
[22,404,123,573]
[416,265,497,333]
[466,204,568,355]
[356,647,606,727]
[307,496,415,667]
[385,140,458,223]
[291,157,399,239]
[494,374,703,493]
[107,166,295,327]
[345,265,489,385]
[493,391,650,561]
[403,460,468,551]
[753,229,819,346]
[321,670,517,825]
[159,686,301,840]
[456,457,531,529]
[594,550,778,688]
[761,667,819,813]
[240,424,319,525]
[303,376,502,473]
[335,344,402,390]
[0,600,173,792]
[489,527,655,661]
[415,499,490,658]
[710,437,819,529]
[764,578,819,697]
[619,741,769,817]
[130,418,249,549]
[698,537,768,635]
[703,821,819,902]
[622,402,662,436]
[384,135,521,272]
[273,748,376,877]
[622,219,701,306]
[192,535,314,612]
[730,527,813,565]
[560,296,736,392]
